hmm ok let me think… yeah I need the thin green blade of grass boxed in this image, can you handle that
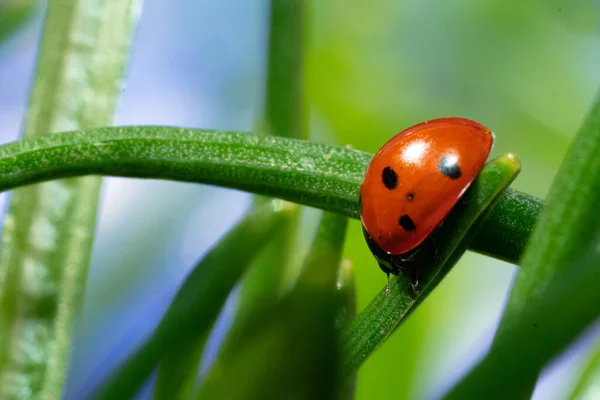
[0,0,37,44]
[195,212,348,399]
[568,338,600,400]
[444,233,600,399]
[341,154,522,379]
[91,200,296,400]
[260,0,306,139]
[335,259,356,331]
[0,126,542,264]
[487,91,600,397]
[0,1,140,398]
[176,218,296,397]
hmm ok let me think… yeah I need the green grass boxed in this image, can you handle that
[0,1,598,399]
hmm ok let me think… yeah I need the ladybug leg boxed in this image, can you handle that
[429,236,440,261]
[410,267,420,294]
[378,261,398,297]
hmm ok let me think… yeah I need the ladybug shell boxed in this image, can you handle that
[360,117,494,256]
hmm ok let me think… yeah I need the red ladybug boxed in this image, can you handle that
[359,117,494,295]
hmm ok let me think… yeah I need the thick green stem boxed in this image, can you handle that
[0,127,543,265]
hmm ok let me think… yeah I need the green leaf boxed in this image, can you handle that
[0,127,542,264]
[0,0,36,44]
[340,154,522,379]
[93,200,296,400]
[0,1,140,398]
[195,212,348,399]
[488,91,600,396]
[443,235,600,399]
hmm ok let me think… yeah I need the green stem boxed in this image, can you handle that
[0,1,140,399]
[488,90,600,396]
[0,127,543,265]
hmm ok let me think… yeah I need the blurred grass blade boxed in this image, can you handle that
[341,154,521,379]
[179,217,295,397]
[296,212,348,287]
[569,338,600,400]
[489,91,600,396]
[0,0,37,44]
[0,1,140,399]
[335,259,356,331]
[93,200,296,400]
[261,0,306,138]
[0,127,542,264]
[444,233,600,400]
[196,212,348,399]
[153,331,208,400]
[336,259,356,400]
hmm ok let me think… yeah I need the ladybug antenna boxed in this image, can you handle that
[385,273,391,297]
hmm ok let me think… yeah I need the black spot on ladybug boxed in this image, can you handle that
[382,166,398,189]
[439,155,461,179]
[407,192,414,201]
[399,214,416,231]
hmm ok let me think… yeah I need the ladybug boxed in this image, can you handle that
[359,117,494,295]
